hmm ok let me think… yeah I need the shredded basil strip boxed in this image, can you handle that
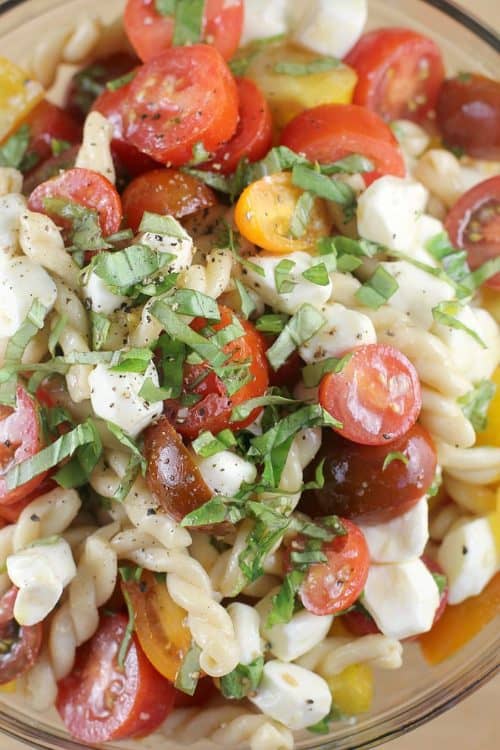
[274,259,296,294]
[292,164,355,206]
[138,378,174,403]
[235,280,256,319]
[255,313,289,334]
[432,572,448,596]
[117,567,140,669]
[43,197,110,253]
[231,395,298,423]
[50,138,71,157]
[355,266,399,310]
[155,0,176,14]
[171,289,220,320]
[48,314,67,357]
[174,642,202,695]
[90,312,111,351]
[382,451,409,471]
[432,301,486,348]
[239,503,291,582]
[91,243,172,294]
[106,70,137,91]
[266,570,305,628]
[172,0,205,46]
[106,422,147,473]
[139,211,190,240]
[302,261,330,286]
[274,57,342,76]
[0,123,31,170]
[181,497,233,527]
[289,191,314,238]
[307,706,345,734]
[219,657,264,700]
[266,304,325,371]
[458,380,496,432]
[189,141,211,166]
[302,353,353,388]
[191,429,236,457]
[110,347,153,374]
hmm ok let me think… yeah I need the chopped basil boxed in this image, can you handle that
[255,313,289,334]
[189,141,211,166]
[355,266,399,309]
[432,572,448,596]
[467,256,500,290]
[302,353,353,388]
[117,567,138,669]
[53,420,103,489]
[91,244,171,294]
[106,422,147,473]
[231,395,298,423]
[382,451,409,471]
[289,191,314,239]
[274,57,341,76]
[171,289,220,320]
[156,336,186,399]
[327,235,381,273]
[106,70,137,91]
[172,0,205,46]
[109,347,153,374]
[50,138,71,157]
[223,224,265,277]
[113,455,143,503]
[174,642,202,695]
[458,380,496,432]
[239,503,291,582]
[191,429,237,457]
[90,312,111,351]
[48,314,67,357]
[220,657,264,700]
[138,212,190,240]
[206,316,245,349]
[320,154,374,175]
[235,280,256,320]
[0,123,31,170]
[274,259,296,294]
[138,378,174,402]
[266,304,325,371]
[43,197,110,254]
[292,164,355,206]
[307,706,345,734]
[228,33,286,75]
[181,497,238,527]
[155,0,176,14]
[290,541,327,568]
[266,570,305,627]
[302,262,330,286]
[432,301,486,348]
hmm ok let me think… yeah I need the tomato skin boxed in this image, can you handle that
[319,344,421,446]
[345,28,445,122]
[436,74,500,161]
[301,425,437,524]
[445,175,500,290]
[28,166,123,236]
[56,613,175,744]
[22,100,81,171]
[280,104,405,178]
[22,144,79,196]
[0,386,47,506]
[124,45,239,167]
[0,587,43,685]
[124,0,243,63]
[174,677,217,708]
[342,607,380,637]
[65,53,139,123]
[122,168,217,233]
[291,520,369,616]
[200,78,273,175]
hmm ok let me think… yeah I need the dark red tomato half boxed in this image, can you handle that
[123,45,239,166]
[0,386,47,507]
[319,344,421,446]
[287,520,369,616]
[436,74,500,161]
[200,78,273,175]
[56,613,175,744]
[28,166,123,236]
[300,424,437,524]
[124,0,243,63]
[173,678,217,709]
[0,587,43,685]
[164,305,269,440]
[345,28,445,122]
[280,104,405,178]
[445,175,500,290]
[22,144,79,196]
[22,100,81,171]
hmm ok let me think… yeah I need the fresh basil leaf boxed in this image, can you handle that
[382,451,409,471]
[50,138,71,157]
[432,572,448,596]
[292,164,355,206]
[174,641,201,695]
[181,497,241,527]
[117,567,137,669]
[432,301,486,348]
[231,395,298,423]
[91,243,171,293]
[307,705,345,734]
[43,197,111,253]
[155,0,176,14]
[138,378,174,402]
[239,504,291,582]
[267,570,305,627]
[330,235,381,273]
[109,348,153,374]
[302,262,330,286]
[172,0,205,46]
[320,154,374,175]
[156,336,186,399]
[235,280,256,320]
[222,223,265,276]
[458,380,496,432]
[266,304,325,371]
[151,299,227,367]
[48,314,67,357]
[355,266,399,309]
[106,422,147,473]
[302,353,353,388]
[274,258,296,294]
[189,141,211,165]
[289,191,314,239]
[274,57,341,76]
[106,70,137,91]
[220,657,264,700]
[172,289,220,320]
[255,313,289,334]
[112,455,143,503]
[290,543,327,568]
[138,212,190,240]
[0,123,30,169]
[90,311,111,351]
[467,256,500,290]
[191,429,236,458]
[54,427,103,489]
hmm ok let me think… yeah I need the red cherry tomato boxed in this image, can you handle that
[0,478,57,524]
[200,78,273,175]
[0,587,43,685]
[28,167,123,236]
[124,45,239,167]
[164,305,269,440]
[445,176,500,290]
[122,168,217,233]
[280,104,405,178]
[436,74,500,161]
[0,386,47,507]
[301,425,437,524]
[345,28,445,122]
[22,100,81,171]
[319,344,421,446]
[290,519,369,616]
[342,606,380,637]
[56,613,175,744]
[22,144,79,196]
[124,0,243,63]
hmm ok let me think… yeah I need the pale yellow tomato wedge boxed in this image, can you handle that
[325,663,374,716]
[0,57,44,143]
[234,172,331,254]
[476,368,500,447]
[243,42,357,131]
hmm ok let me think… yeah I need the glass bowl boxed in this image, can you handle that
[0,0,498,748]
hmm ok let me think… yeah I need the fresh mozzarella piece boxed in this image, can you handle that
[89,361,163,437]
[362,559,440,640]
[415,149,485,209]
[83,271,127,315]
[240,0,289,45]
[249,660,332,730]
[242,251,333,315]
[330,271,362,307]
[437,517,498,605]
[359,498,429,564]
[432,305,500,383]
[392,120,430,159]
[227,602,263,666]
[195,451,257,497]
[380,260,455,330]
[136,231,194,273]
[7,538,76,626]
[0,193,27,260]
[299,302,376,363]
[257,590,333,662]
[0,256,57,337]
[357,176,428,252]
[289,0,367,58]
[409,214,444,266]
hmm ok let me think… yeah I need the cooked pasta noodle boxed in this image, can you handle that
[179,248,234,300]
[437,443,500,485]
[0,168,23,197]
[75,111,115,184]
[297,635,403,676]
[19,210,81,289]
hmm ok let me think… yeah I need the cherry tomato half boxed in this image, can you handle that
[122,168,217,233]
[436,74,500,161]
[124,0,243,63]
[0,386,47,506]
[124,45,239,166]
[288,519,369,616]
[345,28,445,122]
[200,78,273,175]
[0,587,43,685]
[163,305,269,440]
[445,175,500,290]
[22,100,81,171]
[22,144,79,196]
[56,613,175,744]
[319,344,421,445]
[280,104,405,178]
[28,166,123,236]
[300,424,437,524]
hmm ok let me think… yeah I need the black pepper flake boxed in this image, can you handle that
[30,514,40,522]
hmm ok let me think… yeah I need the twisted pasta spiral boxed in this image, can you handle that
[297,635,403,677]
[0,168,23,197]
[179,248,234,300]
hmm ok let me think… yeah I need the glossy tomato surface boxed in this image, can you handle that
[301,425,437,524]
[0,587,43,685]
[22,100,81,170]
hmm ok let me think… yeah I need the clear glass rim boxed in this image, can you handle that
[0,0,498,748]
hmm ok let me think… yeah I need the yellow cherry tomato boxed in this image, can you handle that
[0,681,16,693]
[476,367,500,447]
[0,57,44,143]
[234,172,330,254]
[242,41,357,131]
[324,663,374,716]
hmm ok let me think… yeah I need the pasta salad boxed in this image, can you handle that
[0,0,499,747]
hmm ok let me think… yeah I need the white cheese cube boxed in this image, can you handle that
[241,0,289,45]
[136,231,194,274]
[299,302,376,363]
[249,660,332,730]
[195,451,257,497]
[0,256,57,337]
[437,517,498,605]
[83,271,127,315]
[89,360,163,437]
[227,602,263,666]
[289,0,367,58]
[0,194,27,260]
[359,497,429,564]
[362,559,440,640]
